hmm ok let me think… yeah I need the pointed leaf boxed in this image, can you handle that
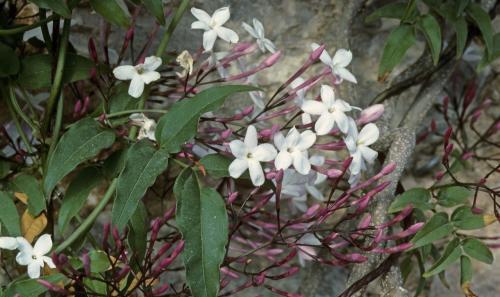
[89,0,131,27]
[365,3,407,23]
[423,238,461,277]
[466,3,494,59]
[378,25,416,80]
[128,201,148,263]
[388,188,432,213]
[199,154,232,179]
[411,212,452,249]
[451,206,485,230]
[142,0,166,25]
[454,17,468,58]
[0,191,21,236]
[29,0,71,18]
[0,42,20,77]
[11,174,45,216]
[462,238,493,264]
[437,186,471,207]
[417,14,442,65]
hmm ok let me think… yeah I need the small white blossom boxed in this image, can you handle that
[176,50,194,77]
[311,43,357,83]
[344,119,379,178]
[290,77,308,106]
[229,125,277,186]
[113,56,162,98]
[301,85,354,135]
[15,235,55,279]
[191,7,239,51]
[129,113,156,141]
[242,18,276,53]
[0,237,19,250]
[297,234,321,266]
[274,127,316,175]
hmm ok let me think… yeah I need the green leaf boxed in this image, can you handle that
[44,118,115,195]
[58,167,103,233]
[89,0,131,27]
[378,25,416,80]
[456,0,470,16]
[176,170,228,297]
[423,238,461,277]
[18,54,94,90]
[411,212,452,249]
[365,3,407,23]
[0,42,19,77]
[437,186,470,207]
[451,206,485,230]
[142,0,165,25]
[29,0,71,18]
[11,174,45,216]
[0,191,21,236]
[417,14,442,65]
[466,3,494,59]
[107,86,138,125]
[454,17,468,58]
[69,250,111,273]
[388,188,432,213]
[199,154,232,179]
[5,273,66,297]
[102,148,129,179]
[462,238,493,264]
[460,256,473,285]
[155,85,258,153]
[111,140,169,231]
[128,201,148,263]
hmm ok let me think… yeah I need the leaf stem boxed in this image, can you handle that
[0,15,56,36]
[105,109,167,119]
[7,82,39,134]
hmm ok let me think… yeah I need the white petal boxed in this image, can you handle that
[335,67,357,84]
[203,30,218,51]
[275,151,293,170]
[290,77,305,89]
[215,27,239,44]
[297,130,316,150]
[191,20,210,30]
[314,173,327,185]
[311,43,332,65]
[332,110,349,133]
[360,146,378,164]
[309,155,325,166]
[128,75,145,98]
[248,160,265,186]
[348,173,361,185]
[242,22,258,38]
[42,256,56,268]
[191,7,211,24]
[212,7,230,26]
[256,39,266,52]
[320,85,335,107]
[358,123,379,146]
[252,143,277,162]
[33,234,52,256]
[315,113,335,136]
[244,125,258,148]
[27,261,41,279]
[113,65,136,81]
[16,237,33,253]
[344,135,357,154]
[16,251,33,265]
[253,18,265,37]
[0,237,18,250]
[333,99,352,112]
[286,127,301,147]
[140,71,161,84]
[273,132,287,151]
[143,56,162,71]
[349,151,363,175]
[263,38,276,53]
[229,140,246,159]
[301,100,326,115]
[301,113,312,125]
[332,49,353,68]
[306,185,324,201]
[346,117,358,140]
[229,159,248,179]
[293,152,311,175]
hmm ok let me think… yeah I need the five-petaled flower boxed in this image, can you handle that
[274,127,316,174]
[129,113,157,141]
[113,56,162,98]
[301,85,354,135]
[191,7,239,51]
[344,120,380,177]
[311,43,357,83]
[229,125,277,186]
[242,18,276,53]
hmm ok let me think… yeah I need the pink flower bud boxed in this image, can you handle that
[430,119,437,132]
[73,100,82,117]
[253,272,266,286]
[444,126,453,145]
[309,44,326,61]
[116,265,131,281]
[37,280,67,294]
[381,162,396,175]
[327,169,343,178]
[461,151,474,160]
[372,242,413,253]
[471,207,483,214]
[463,81,477,111]
[304,204,321,218]
[102,223,111,250]
[314,141,345,151]
[242,105,254,116]
[276,249,298,266]
[153,242,172,261]
[163,207,176,221]
[221,267,240,279]
[378,205,413,228]
[232,42,254,53]
[227,192,238,204]
[260,50,282,68]
[358,104,384,125]
[434,170,445,181]
[88,37,98,63]
[125,27,134,41]
[81,252,91,276]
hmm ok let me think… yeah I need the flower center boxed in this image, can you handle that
[246,153,253,159]
[32,255,37,260]
[287,148,295,153]
[328,107,336,113]
[136,66,145,74]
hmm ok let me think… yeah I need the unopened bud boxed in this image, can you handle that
[88,37,98,63]
[227,192,238,204]
[37,280,67,294]
[309,44,325,61]
[358,104,384,125]
[253,273,266,286]
[381,162,396,175]
[261,51,282,68]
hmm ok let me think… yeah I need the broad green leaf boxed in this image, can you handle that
[466,3,494,59]
[451,206,485,230]
[462,238,493,264]
[11,174,45,216]
[128,201,148,263]
[0,159,12,179]
[478,32,500,68]
[0,42,19,77]
[44,118,115,195]
[69,250,111,273]
[111,140,169,230]
[58,167,103,233]
[107,86,138,125]
[454,17,468,58]
[418,14,441,65]
[155,85,258,153]
[460,256,473,285]
[5,273,66,297]
[18,54,94,89]
[176,170,228,297]
[102,148,129,179]
[378,25,416,80]
[457,0,470,16]
[411,212,452,249]
[89,0,131,27]
[142,0,165,25]
[437,186,470,207]
[388,188,432,213]
[199,154,232,179]
[29,0,71,18]
[423,238,461,277]
[0,191,21,236]
[365,3,407,23]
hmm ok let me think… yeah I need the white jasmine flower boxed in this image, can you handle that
[229,125,277,186]
[242,18,276,53]
[15,234,55,279]
[297,234,321,266]
[311,43,357,83]
[290,77,308,106]
[191,7,239,51]
[113,56,162,98]
[274,127,316,175]
[301,85,354,135]
[129,113,156,141]
[176,50,194,77]
[0,237,19,250]
[344,119,379,176]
